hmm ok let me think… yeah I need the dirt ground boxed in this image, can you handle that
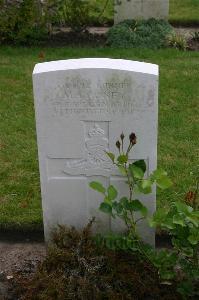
[0,241,46,274]
[58,26,199,37]
[0,241,46,299]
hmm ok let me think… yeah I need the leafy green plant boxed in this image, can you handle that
[166,32,188,51]
[90,132,172,256]
[90,132,199,298]
[106,18,174,49]
[151,168,199,298]
[0,0,48,44]
[45,0,90,32]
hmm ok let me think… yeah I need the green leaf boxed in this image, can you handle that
[89,181,106,194]
[160,271,175,281]
[141,179,153,189]
[151,208,172,229]
[112,201,123,214]
[107,185,118,201]
[152,168,168,179]
[174,202,193,214]
[149,219,157,228]
[156,176,172,190]
[120,197,130,209]
[173,215,185,227]
[133,160,146,173]
[118,165,126,176]
[129,164,144,179]
[130,200,148,217]
[106,152,115,162]
[130,199,143,211]
[151,169,172,189]
[161,219,175,229]
[186,216,198,227]
[188,235,199,245]
[137,181,152,194]
[104,196,110,203]
[192,211,199,218]
[181,246,194,257]
[140,206,148,217]
[117,154,128,164]
[99,202,112,214]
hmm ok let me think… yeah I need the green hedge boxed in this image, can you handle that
[107,19,174,49]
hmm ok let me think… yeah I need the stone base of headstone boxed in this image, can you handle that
[114,0,169,24]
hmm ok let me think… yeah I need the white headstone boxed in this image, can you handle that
[33,58,159,245]
[114,0,169,24]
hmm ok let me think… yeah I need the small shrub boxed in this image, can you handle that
[90,132,172,256]
[0,0,48,44]
[90,132,199,299]
[151,167,199,298]
[45,0,90,32]
[166,33,187,51]
[107,18,174,49]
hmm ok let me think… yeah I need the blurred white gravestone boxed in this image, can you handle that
[114,0,169,24]
[33,58,159,245]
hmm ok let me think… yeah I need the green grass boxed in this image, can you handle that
[0,46,198,230]
[92,0,199,25]
[169,0,199,25]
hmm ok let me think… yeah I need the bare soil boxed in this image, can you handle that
[0,241,45,300]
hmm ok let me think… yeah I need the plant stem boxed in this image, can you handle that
[124,162,133,201]
[123,162,137,234]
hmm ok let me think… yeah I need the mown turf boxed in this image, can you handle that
[0,46,198,230]
[169,0,199,25]
[92,0,199,25]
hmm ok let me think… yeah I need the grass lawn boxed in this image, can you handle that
[93,0,199,25]
[0,46,198,231]
[169,0,199,24]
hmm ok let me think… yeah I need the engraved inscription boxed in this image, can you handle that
[46,76,155,117]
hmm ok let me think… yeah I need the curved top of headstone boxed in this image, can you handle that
[33,58,158,76]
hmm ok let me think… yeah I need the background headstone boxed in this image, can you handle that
[33,58,159,245]
[114,0,169,24]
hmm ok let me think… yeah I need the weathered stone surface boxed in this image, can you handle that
[33,58,159,245]
[114,0,169,24]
